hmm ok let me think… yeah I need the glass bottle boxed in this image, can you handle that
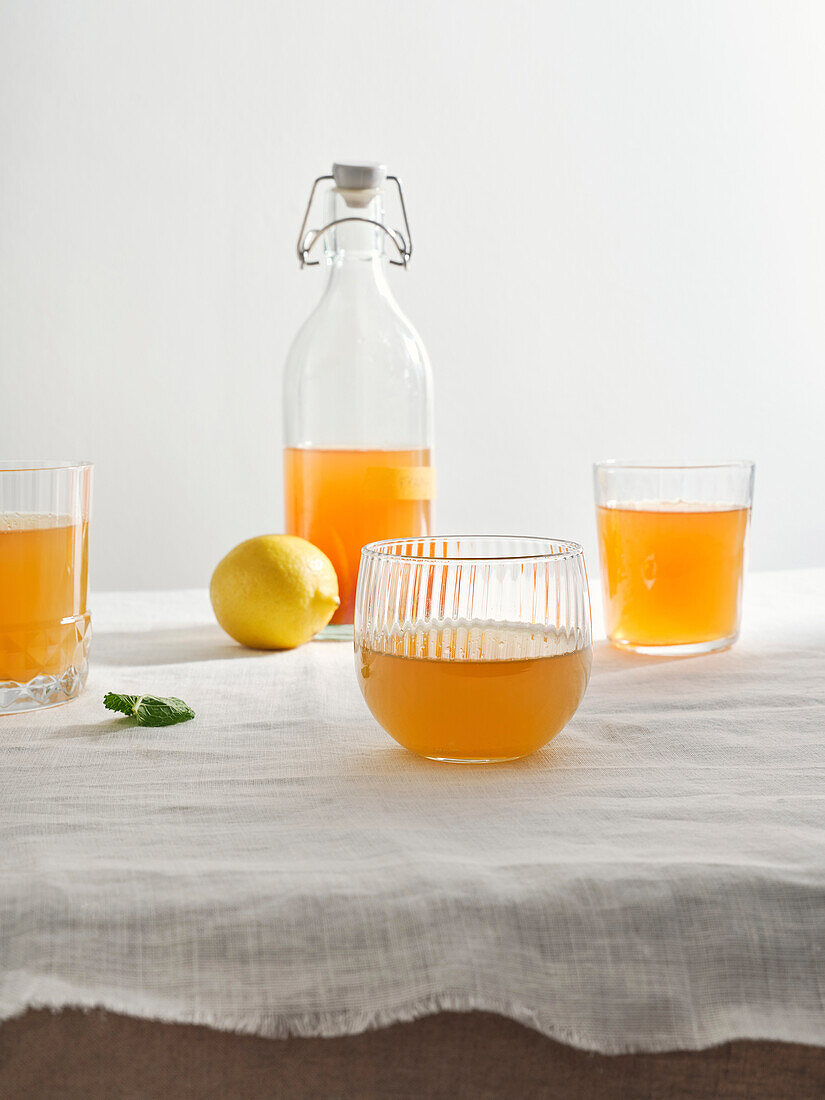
[283,163,435,637]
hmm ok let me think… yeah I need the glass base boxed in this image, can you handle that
[0,663,89,713]
[422,754,525,764]
[318,623,354,642]
[607,632,739,657]
[0,612,91,714]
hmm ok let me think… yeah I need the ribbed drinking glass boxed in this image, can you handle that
[355,536,592,763]
[0,461,93,713]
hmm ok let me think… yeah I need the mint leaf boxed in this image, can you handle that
[104,692,195,726]
[104,692,140,716]
[133,696,195,727]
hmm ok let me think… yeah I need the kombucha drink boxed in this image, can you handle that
[596,503,749,648]
[0,514,89,683]
[285,447,433,625]
[358,621,592,762]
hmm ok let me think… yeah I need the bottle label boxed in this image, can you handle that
[365,466,436,501]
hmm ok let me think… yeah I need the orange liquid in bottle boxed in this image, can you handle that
[284,447,433,625]
[0,514,89,682]
[596,503,749,648]
[358,622,592,762]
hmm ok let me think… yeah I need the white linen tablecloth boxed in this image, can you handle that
[1,571,824,1053]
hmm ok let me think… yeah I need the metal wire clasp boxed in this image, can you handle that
[296,175,413,268]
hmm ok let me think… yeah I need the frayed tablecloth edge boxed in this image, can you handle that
[3,990,825,1056]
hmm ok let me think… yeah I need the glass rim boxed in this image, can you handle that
[0,460,94,473]
[594,459,755,472]
[361,535,585,564]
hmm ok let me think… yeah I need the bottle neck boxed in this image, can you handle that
[322,189,392,294]
[324,250,392,297]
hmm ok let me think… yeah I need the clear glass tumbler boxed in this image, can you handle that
[0,461,93,713]
[355,536,592,763]
[594,461,755,656]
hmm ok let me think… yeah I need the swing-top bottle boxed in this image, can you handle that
[283,163,435,636]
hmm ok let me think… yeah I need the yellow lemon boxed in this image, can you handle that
[210,535,339,649]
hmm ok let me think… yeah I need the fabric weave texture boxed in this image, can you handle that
[1,573,824,1053]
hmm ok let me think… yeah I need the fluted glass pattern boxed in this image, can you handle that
[354,536,592,763]
[356,537,591,655]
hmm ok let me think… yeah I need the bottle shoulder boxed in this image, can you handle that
[284,281,431,381]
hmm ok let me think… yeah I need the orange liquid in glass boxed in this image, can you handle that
[597,503,749,647]
[358,624,592,761]
[284,447,432,625]
[0,515,89,682]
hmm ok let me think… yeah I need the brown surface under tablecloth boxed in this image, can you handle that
[1,1010,824,1099]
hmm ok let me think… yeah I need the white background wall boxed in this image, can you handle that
[1,0,822,590]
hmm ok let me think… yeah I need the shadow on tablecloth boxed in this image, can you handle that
[91,626,278,666]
